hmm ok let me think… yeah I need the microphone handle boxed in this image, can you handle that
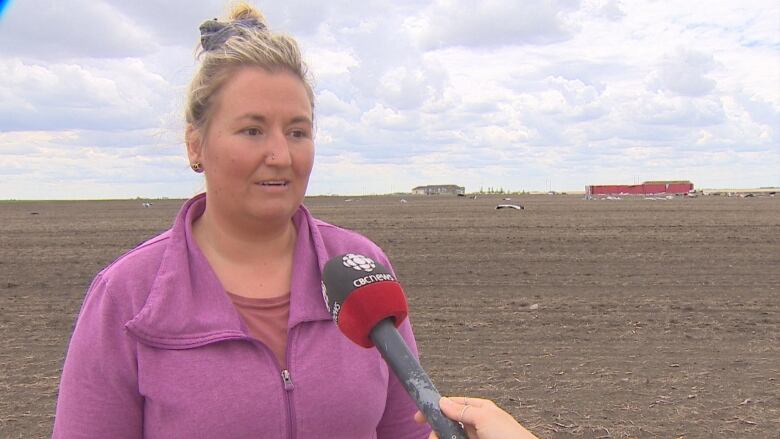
[370,319,467,439]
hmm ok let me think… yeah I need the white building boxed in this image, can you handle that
[411,185,466,196]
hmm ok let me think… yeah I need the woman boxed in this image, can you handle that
[52,4,430,438]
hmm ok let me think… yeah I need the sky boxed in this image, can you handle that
[0,0,778,199]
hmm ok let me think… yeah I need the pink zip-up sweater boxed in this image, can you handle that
[52,194,431,439]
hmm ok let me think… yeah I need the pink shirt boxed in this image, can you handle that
[225,291,290,368]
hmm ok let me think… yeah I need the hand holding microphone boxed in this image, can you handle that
[415,397,540,439]
[322,253,467,439]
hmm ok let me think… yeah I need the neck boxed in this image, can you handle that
[193,205,297,265]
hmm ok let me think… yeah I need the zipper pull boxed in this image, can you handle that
[281,369,294,391]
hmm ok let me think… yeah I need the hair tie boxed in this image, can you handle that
[199,17,266,52]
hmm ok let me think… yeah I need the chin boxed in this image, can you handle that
[246,202,300,223]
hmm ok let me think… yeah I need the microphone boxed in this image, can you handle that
[322,253,467,439]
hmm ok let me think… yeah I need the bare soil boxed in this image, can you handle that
[1,195,778,438]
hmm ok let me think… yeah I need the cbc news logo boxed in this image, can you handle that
[342,253,376,272]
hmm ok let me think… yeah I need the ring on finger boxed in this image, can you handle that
[459,405,471,423]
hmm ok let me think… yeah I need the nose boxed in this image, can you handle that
[265,129,292,166]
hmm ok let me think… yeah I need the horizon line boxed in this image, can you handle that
[2,187,779,202]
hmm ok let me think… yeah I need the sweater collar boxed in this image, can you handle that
[125,193,332,349]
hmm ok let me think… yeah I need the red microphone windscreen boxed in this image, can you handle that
[337,281,408,348]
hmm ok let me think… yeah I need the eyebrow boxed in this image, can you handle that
[236,113,312,126]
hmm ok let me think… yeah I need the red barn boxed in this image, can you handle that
[586,181,693,197]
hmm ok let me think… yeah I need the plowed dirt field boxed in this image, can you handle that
[1,194,778,438]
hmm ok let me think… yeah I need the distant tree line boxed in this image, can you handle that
[477,187,527,195]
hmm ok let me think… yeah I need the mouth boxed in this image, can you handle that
[257,180,289,187]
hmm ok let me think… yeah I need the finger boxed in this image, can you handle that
[414,410,427,424]
[441,396,490,408]
[438,396,461,415]
[441,397,485,426]
[459,405,472,424]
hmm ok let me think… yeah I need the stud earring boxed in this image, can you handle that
[190,162,203,173]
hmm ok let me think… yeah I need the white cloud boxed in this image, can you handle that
[316,90,360,117]
[632,94,725,127]
[406,0,579,49]
[1,0,778,199]
[592,0,625,21]
[0,0,157,59]
[103,0,224,48]
[0,58,173,132]
[651,49,719,96]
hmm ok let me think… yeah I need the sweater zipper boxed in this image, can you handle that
[281,328,297,439]
[281,369,295,439]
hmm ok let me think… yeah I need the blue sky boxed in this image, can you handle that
[1,0,778,199]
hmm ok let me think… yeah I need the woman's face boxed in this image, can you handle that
[188,67,314,226]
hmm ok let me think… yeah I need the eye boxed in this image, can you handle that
[289,129,309,139]
[244,128,262,136]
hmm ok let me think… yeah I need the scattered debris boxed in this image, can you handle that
[496,204,524,210]
[649,396,673,407]
[725,417,758,425]
[529,303,539,310]
[142,202,153,208]
[503,197,512,201]
[553,421,576,428]
[30,212,39,215]
[400,199,407,203]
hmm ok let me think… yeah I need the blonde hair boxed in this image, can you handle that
[185,2,314,133]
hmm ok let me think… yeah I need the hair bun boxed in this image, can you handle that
[229,2,266,23]
[199,2,267,53]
